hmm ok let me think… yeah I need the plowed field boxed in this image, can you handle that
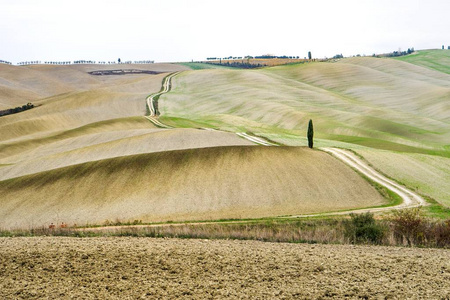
[1,237,449,299]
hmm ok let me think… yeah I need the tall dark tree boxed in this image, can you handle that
[307,119,314,149]
[308,51,312,60]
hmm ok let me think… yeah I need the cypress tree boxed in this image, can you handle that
[307,119,314,149]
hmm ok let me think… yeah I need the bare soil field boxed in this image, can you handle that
[1,237,449,299]
[0,147,387,230]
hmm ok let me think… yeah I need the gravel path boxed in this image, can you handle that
[321,148,427,211]
[144,72,279,145]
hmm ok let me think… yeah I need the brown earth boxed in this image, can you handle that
[1,237,449,299]
[0,147,387,229]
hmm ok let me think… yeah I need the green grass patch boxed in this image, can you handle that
[421,196,450,219]
[393,49,450,74]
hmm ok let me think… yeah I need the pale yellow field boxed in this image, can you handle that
[0,63,188,109]
[0,127,252,180]
[0,147,386,229]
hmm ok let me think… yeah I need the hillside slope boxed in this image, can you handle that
[0,63,189,109]
[0,147,387,229]
[161,56,450,156]
[394,49,450,75]
[0,64,186,142]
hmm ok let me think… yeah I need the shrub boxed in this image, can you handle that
[390,207,424,247]
[344,212,386,244]
[422,219,450,248]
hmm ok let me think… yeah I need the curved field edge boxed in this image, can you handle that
[0,146,388,229]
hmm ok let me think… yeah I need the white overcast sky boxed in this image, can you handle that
[1,0,449,63]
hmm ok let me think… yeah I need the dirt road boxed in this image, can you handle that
[144,71,281,145]
[145,72,180,128]
[318,147,427,214]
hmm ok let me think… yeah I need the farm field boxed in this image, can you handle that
[394,49,450,75]
[1,237,449,299]
[164,54,450,157]
[0,146,387,229]
[1,51,449,231]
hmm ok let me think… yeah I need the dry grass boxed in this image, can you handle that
[0,147,387,229]
[1,237,449,299]
[0,75,165,142]
[0,63,189,141]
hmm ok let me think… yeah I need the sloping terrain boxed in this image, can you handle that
[1,54,448,229]
[161,55,450,156]
[394,49,450,75]
[0,128,252,180]
[0,64,183,142]
[0,63,188,109]
[0,147,386,229]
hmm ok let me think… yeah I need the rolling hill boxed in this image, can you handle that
[0,146,387,229]
[163,55,450,156]
[394,49,450,75]
[1,51,449,229]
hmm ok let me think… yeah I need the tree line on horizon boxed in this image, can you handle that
[9,60,155,66]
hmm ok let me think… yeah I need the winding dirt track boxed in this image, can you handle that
[236,132,278,146]
[144,71,278,145]
[316,148,427,213]
[144,72,180,128]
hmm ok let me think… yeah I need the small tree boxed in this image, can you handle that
[308,51,312,60]
[307,119,314,148]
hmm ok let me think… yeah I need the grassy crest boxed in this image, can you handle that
[394,49,450,74]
